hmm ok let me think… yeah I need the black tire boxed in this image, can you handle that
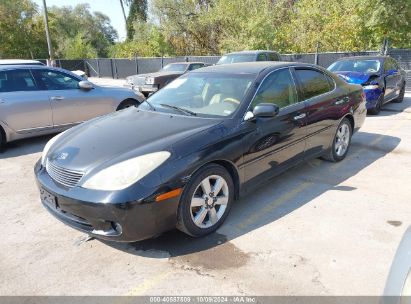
[117,99,138,111]
[0,127,6,152]
[368,94,383,115]
[177,164,234,237]
[322,118,352,162]
[393,83,405,103]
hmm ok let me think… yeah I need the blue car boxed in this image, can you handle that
[328,56,407,114]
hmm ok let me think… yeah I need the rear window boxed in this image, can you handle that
[0,69,37,92]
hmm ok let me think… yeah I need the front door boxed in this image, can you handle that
[32,69,109,127]
[241,68,307,189]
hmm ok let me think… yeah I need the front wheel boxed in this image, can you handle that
[368,94,383,115]
[177,164,234,237]
[0,128,6,152]
[322,118,352,162]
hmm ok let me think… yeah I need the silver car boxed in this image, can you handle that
[0,65,144,149]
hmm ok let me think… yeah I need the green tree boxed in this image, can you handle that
[0,0,48,58]
[125,0,148,40]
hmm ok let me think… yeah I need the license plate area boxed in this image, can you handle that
[40,188,58,209]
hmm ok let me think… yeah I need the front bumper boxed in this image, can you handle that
[363,88,383,109]
[34,160,180,242]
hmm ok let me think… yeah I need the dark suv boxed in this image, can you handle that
[216,50,280,65]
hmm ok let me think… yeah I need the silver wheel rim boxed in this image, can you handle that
[335,123,350,157]
[190,175,229,229]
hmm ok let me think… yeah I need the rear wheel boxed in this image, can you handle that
[117,99,138,111]
[177,164,234,237]
[393,83,405,103]
[322,118,352,162]
[368,94,383,115]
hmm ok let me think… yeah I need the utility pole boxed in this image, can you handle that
[119,0,127,24]
[42,0,54,66]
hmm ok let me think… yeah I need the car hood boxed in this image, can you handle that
[333,71,379,85]
[47,108,222,173]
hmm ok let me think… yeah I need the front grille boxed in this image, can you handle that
[46,160,84,188]
[134,76,146,86]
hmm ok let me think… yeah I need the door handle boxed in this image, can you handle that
[50,96,65,101]
[293,113,306,120]
[335,96,350,105]
[0,98,5,104]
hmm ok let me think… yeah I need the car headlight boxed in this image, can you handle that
[41,131,67,166]
[362,84,379,90]
[82,151,170,191]
[145,77,155,85]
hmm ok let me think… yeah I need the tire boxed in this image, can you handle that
[322,118,352,162]
[177,164,234,237]
[393,83,405,103]
[0,127,6,152]
[368,94,383,115]
[117,99,138,111]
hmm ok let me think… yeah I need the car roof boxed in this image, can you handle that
[335,55,389,61]
[224,50,279,55]
[165,62,206,65]
[191,61,315,75]
[0,59,44,65]
[0,64,60,70]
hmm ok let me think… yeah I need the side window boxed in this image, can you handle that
[251,69,297,109]
[268,53,279,61]
[189,64,204,71]
[256,53,267,61]
[0,69,37,93]
[34,69,80,90]
[384,59,394,73]
[295,69,332,100]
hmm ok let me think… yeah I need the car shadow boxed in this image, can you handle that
[376,93,411,117]
[0,134,52,159]
[103,130,401,259]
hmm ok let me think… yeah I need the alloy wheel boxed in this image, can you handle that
[190,175,229,229]
[335,123,350,157]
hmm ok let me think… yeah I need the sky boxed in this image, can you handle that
[33,0,128,41]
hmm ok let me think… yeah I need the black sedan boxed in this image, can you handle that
[35,62,366,242]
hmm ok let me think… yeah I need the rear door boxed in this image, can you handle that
[32,69,112,127]
[0,69,52,132]
[383,58,399,100]
[242,68,307,188]
[293,68,340,158]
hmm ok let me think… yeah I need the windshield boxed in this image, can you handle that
[160,63,188,72]
[216,54,256,65]
[140,73,255,117]
[328,59,381,74]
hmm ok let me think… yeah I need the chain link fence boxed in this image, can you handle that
[50,49,411,90]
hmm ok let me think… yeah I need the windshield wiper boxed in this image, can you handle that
[159,103,197,116]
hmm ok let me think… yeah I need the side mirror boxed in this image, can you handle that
[78,80,93,90]
[386,69,397,76]
[253,103,280,118]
